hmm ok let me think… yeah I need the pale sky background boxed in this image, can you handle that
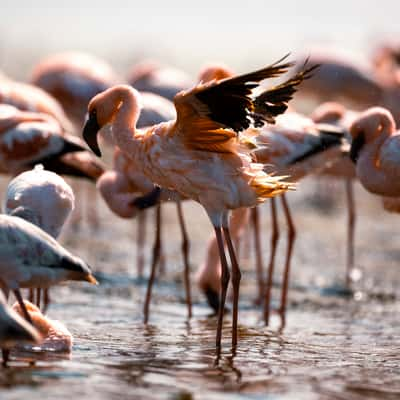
[0,0,399,78]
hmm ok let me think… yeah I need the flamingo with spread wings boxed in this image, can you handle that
[82,56,316,356]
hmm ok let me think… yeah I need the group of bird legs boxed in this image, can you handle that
[142,200,192,324]
[136,174,356,338]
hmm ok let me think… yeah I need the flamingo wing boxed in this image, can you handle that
[173,55,317,152]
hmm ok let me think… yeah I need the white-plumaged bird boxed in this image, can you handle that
[0,214,97,324]
[4,165,76,309]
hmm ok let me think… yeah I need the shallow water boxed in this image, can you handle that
[1,178,399,400]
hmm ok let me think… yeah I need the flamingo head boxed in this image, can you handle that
[349,107,396,163]
[198,63,234,83]
[83,85,141,157]
[310,101,346,124]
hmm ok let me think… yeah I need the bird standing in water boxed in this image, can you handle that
[82,56,316,357]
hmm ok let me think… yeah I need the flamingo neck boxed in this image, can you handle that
[357,128,394,195]
[110,89,142,157]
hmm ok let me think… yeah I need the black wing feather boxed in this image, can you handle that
[253,63,320,127]
[193,56,319,133]
[194,55,296,132]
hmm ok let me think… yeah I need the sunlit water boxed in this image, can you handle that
[0,177,399,399]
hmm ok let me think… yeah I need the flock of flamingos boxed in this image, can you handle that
[0,42,399,366]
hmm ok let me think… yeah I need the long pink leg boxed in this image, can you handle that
[0,284,9,300]
[69,180,83,229]
[136,210,147,278]
[223,224,241,353]
[233,236,241,260]
[43,289,50,313]
[241,219,252,261]
[2,349,9,367]
[13,289,32,324]
[214,226,231,360]
[36,288,41,309]
[87,183,100,230]
[345,179,356,287]
[279,194,296,329]
[264,198,280,325]
[251,207,264,305]
[176,200,192,319]
[157,205,166,277]
[143,204,161,324]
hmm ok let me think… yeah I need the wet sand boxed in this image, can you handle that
[0,177,399,400]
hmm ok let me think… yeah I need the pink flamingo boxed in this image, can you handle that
[312,103,400,287]
[349,107,400,197]
[82,56,315,356]
[98,88,176,281]
[31,52,118,129]
[371,41,400,85]
[310,102,360,285]
[97,148,192,321]
[0,104,105,179]
[127,60,192,101]
[30,52,177,134]
[293,53,383,108]
[0,79,74,132]
[30,52,121,229]
[294,52,400,126]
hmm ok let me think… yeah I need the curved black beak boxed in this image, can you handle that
[349,132,365,163]
[83,111,102,157]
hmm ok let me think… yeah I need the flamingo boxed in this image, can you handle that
[127,60,192,101]
[97,149,192,321]
[294,52,400,126]
[30,52,177,132]
[82,56,316,356]
[30,52,118,129]
[371,41,400,85]
[4,165,75,311]
[310,102,361,286]
[293,53,383,108]
[0,214,97,326]
[98,87,177,303]
[0,104,105,179]
[349,107,400,197]
[312,103,400,287]
[29,52,122,228]
[0,292,42,367]
[0,79,74,132]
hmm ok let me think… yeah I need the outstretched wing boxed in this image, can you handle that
[253,60,319,126]
[174,55,317,153]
